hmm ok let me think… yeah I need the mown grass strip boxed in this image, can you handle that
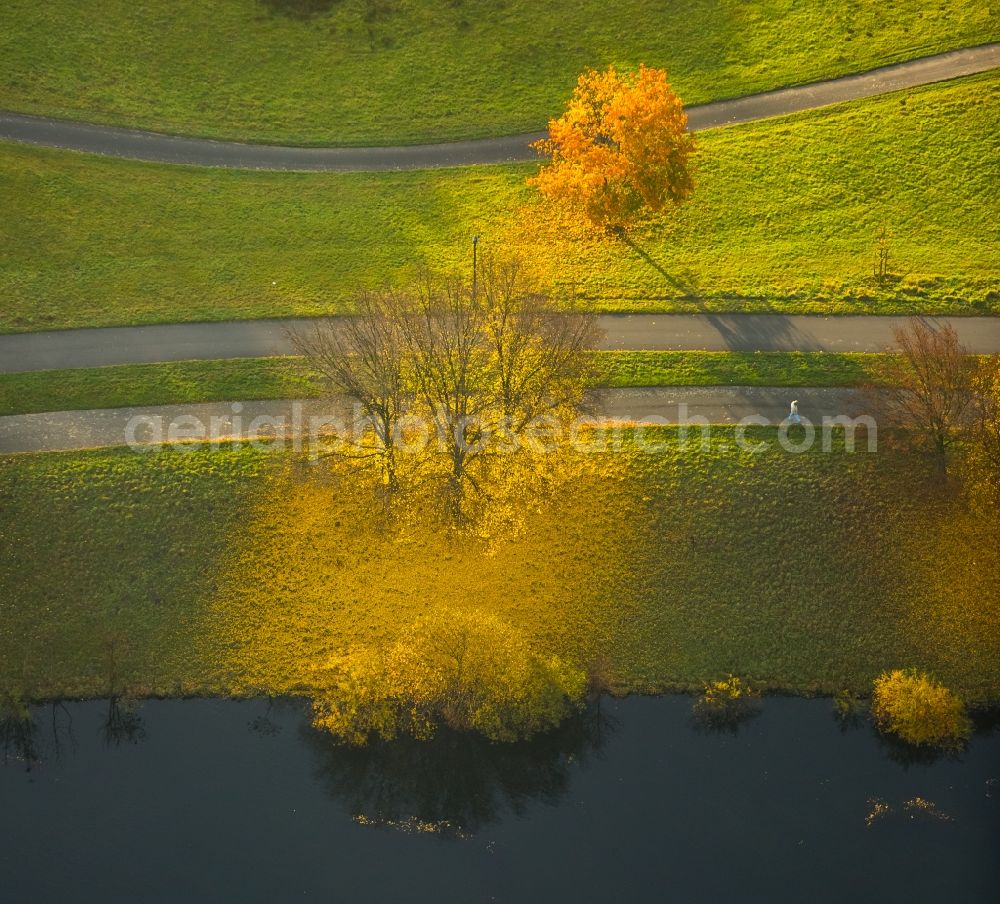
[0,351,895,416]
[0,357,316,416]
[595,350,885,389]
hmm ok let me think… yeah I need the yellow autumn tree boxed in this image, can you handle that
[530,65,695,230]
[871,669,971,748]
[971,356,1000,497]
[311,609,587,745]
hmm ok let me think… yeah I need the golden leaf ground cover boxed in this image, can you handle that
[2,431,997,703]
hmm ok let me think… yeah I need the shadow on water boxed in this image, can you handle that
[101,697,147,747]
[867,706,1000,769]
[2,695,146,770]
[2,696,998,901]
[870,728,964,768]
[0,696,38,771]
[689,703,762,736]
[302,703,617,836]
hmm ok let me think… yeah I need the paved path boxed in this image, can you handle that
[2,314,997,373]
[1,45,995,171]
[0,388,865,453]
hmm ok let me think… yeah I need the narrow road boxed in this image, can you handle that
[2,315,997,373]
[0,388,865,454]
[0,45,995,171]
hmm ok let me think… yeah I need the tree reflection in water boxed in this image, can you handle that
[2,696,144,767]
[101,696,146,747]
[0,695,38,771]
[303,703,617,836]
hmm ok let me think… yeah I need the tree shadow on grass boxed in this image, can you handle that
[614,228,820,353]
[259,0,342,20]
[616,229,702,298]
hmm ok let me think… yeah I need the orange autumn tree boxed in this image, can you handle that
[530,65,695,230]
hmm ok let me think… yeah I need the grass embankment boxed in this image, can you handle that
[0,352,886,416]
[1,437,998,702]
[0,1,994,144]
[596,351,884,389]
[0,358,314,416]
[2,73,996,333]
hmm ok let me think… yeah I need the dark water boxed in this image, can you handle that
[1,696,997,903]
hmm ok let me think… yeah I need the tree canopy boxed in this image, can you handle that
[865,317,977,473]
[530,65,696,230]
[292,252,599,520]
[872,669,971,748]
[311,609,587,745]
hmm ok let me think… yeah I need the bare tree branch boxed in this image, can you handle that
[289,289,411,492]
[863,317,976,475]
[290,250,599,523]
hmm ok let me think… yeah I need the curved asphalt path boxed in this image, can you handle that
[2,314,998,373]
[1,45,997,171]
[0,45,996,450]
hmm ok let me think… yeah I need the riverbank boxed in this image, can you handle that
[2,432,997,703]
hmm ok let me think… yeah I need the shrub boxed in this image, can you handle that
[871,669,971,748]
[833,689,865,728]
[692,676,760,729]
[311,609,587,745]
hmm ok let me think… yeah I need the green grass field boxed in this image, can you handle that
[1,437,997,703]
[0,358,314,416]
[596,350,887,389]
[0,351,889,416]
[2,73,997,333]
[0,1,994,145]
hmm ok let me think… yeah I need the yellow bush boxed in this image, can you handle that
[871,669,971,748]
[311,609,587,745]
[692,676,760,727]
